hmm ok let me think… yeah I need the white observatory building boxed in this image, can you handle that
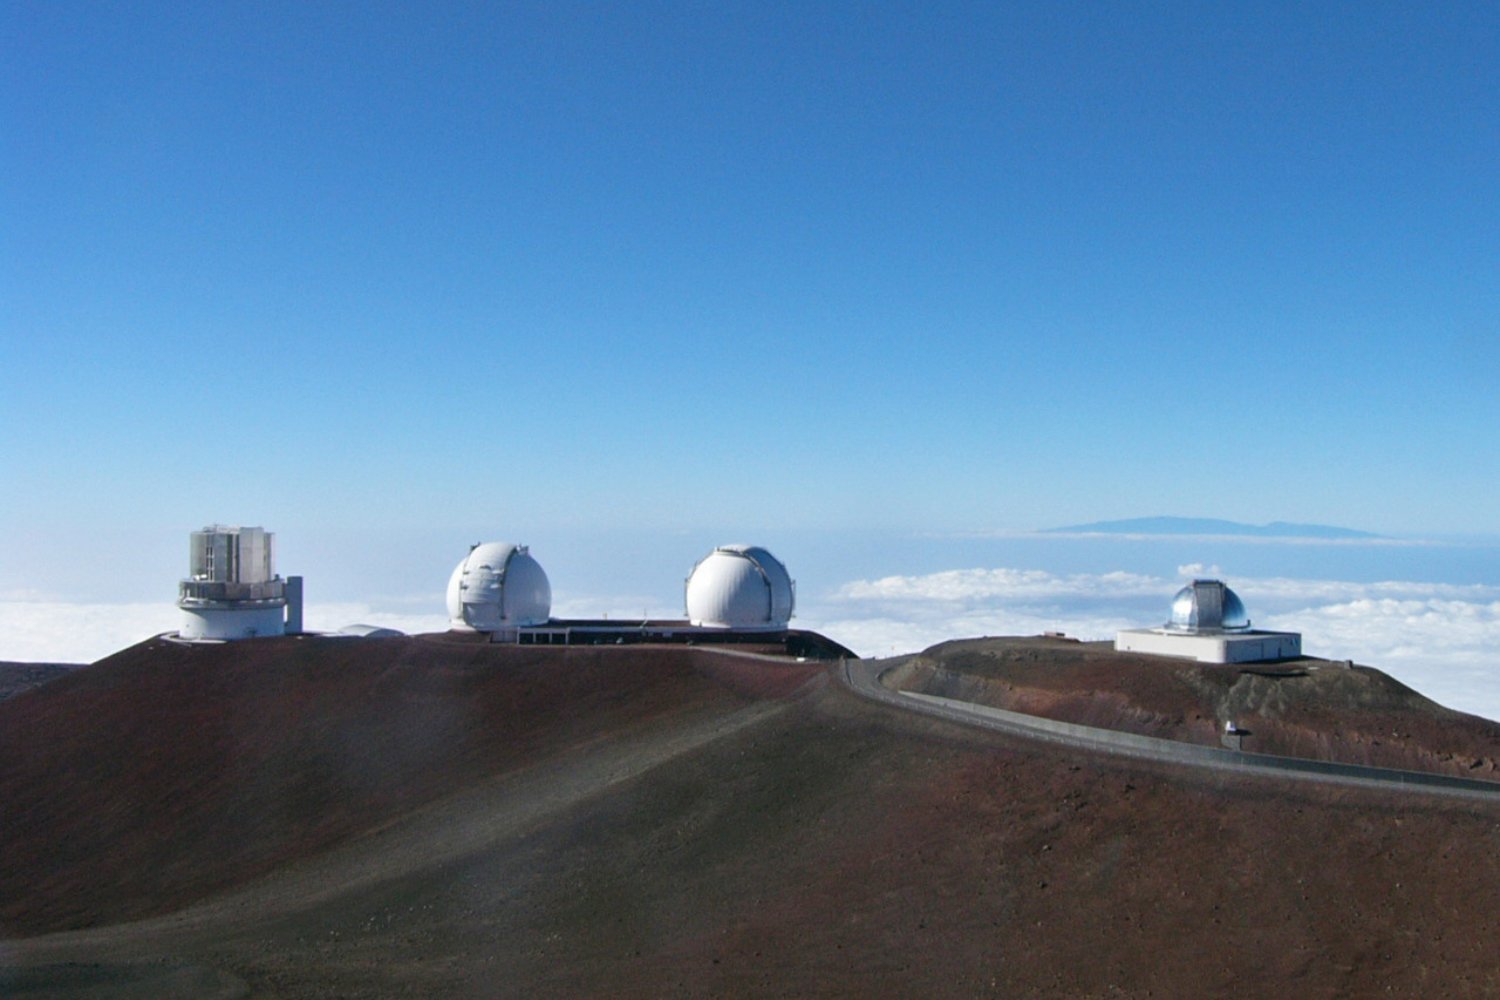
[685,544,795,630]
[446,542,552,632]
[178,525,303,640]
[1115,579,1301,664]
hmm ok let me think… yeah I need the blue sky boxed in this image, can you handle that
[3,3,1499,699]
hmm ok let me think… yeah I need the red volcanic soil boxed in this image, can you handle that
[0,662,77,703]
[0,634,822,935]
[5,635,1500,998]
[890,636,1500,778]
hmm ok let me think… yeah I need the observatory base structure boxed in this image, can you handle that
[477,619,855,660]
[1114,628,1302,664]
[1115,578,1303,664]
[180,604,292,641]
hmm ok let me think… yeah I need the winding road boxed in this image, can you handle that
[840,656,1500,804]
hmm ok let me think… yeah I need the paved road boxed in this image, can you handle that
[840,657,1500,804]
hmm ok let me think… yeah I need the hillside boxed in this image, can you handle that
[1045,516,1380,539]
[4,635,1500,998]
[885,636,1500,779]
[0,633,819,935]
[0,662,78,703]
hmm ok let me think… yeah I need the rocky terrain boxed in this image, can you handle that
[4,634,1500,998]
[886,636,1500,779]
[0,662,78,703]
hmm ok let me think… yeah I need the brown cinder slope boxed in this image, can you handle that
[891,636,1500,777]
[4,636,1500,998]
[0,634,820,934]
[0,663,77,703]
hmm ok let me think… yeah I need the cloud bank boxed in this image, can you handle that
[5,567,1497,723]
[0,601,453,665]
[801,566,1500,722]
[0,592,679,666]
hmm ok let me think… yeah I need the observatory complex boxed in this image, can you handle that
[162,529,1299,668]
[1115,579,1301,664]
[165,528,843,656]
[177,525,303,640]
[439,540,847,658]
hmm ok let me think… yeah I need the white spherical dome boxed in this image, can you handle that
[685,544,795,629]
[446,542,551,631]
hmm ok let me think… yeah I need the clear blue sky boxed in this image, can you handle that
[3,1,1498,603]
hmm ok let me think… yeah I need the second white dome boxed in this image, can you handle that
[446,542,552,631]
[685,544,795,629]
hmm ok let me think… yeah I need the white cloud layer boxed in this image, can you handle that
[804,566,1500,722]
[0,602,180,664]
[5,568,1498,723]
[838,568,1166,603]
[0,593,681,665]
[836,565,1500,610]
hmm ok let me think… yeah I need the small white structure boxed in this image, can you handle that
[685,544,795,630]
[1115,579,1301,664]
[446,542,552,632]
[178,525,303,640]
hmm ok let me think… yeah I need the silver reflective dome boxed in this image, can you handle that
[1167,579,1250,632]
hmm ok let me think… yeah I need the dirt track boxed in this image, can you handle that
[5,636,1500,997]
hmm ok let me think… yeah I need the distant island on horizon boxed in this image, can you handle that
[1043,516,1381,540]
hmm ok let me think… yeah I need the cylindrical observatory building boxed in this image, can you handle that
[178,525,302,640]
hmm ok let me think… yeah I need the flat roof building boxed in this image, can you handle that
[1115,579,1301,664]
